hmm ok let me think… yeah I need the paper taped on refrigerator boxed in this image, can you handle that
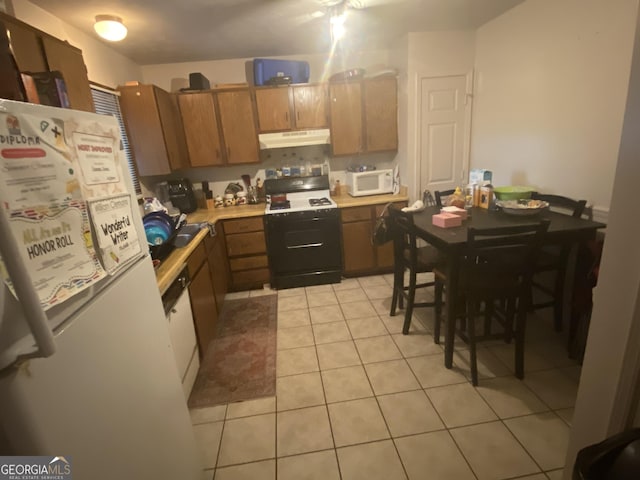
[0,99,141,309]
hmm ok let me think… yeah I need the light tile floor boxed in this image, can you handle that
[190,273,580,480]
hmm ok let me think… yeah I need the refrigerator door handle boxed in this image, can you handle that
[0,207,56,367]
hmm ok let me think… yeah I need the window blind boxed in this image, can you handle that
[89,85,141,196]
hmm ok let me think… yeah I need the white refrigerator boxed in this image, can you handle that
[0,100,204,479]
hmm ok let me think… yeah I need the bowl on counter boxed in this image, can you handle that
[496,199,549,216]
[143,211,175,245]
[493,186,534,201]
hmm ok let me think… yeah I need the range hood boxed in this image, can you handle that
[258,129,331,150]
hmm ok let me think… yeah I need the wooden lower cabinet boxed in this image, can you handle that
[342,220,376,273]
[341,202,406,276]
[222,217,269,291]
[374,203,396,269]
[205,229,228,313]
[187,242,217,356]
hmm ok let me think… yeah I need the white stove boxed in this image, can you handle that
[265,189,337,214]
[263,175,342,289]
[263,176,338,215]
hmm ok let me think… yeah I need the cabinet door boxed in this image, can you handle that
[119,84,172,176]
[206,232,229,314]
[329,82,362,156]
[189,261,218,356]
[255,88,291,132]
[217,90,260,165]
[364,77,397,152]
[179,92,224,167]
[293,84,328,129]
[41,36,94,112]
[342,221,376,273]
[374,202,404,269]
[2,16,47,72]
[156,89,190,171]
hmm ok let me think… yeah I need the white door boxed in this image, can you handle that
[418,75,471,197]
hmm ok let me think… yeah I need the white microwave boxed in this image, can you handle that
[345,169,394,197]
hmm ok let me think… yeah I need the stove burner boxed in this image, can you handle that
[270,201,291,211]
[309,197,332,207]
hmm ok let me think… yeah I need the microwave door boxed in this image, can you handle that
[358,174,380,193]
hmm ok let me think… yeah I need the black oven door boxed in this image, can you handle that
[265,209,342,288]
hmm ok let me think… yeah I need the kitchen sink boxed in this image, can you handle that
[172,223,206,248]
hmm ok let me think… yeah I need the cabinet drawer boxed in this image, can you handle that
[226,231,266,257]
[229,255,269,272]
[223,217,264,235]
[231,268,270,288]
[341,206,372,223]
[186,241,207,274]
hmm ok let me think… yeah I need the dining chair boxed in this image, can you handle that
[434,189,456,207]
[529,192,588,332]
[388,205,445,335]
[434,220,550,385]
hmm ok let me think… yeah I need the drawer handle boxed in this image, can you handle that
[287,242,322,249]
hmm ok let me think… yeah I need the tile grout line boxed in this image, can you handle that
[210,282,577,478]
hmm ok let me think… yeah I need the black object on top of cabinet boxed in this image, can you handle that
[168,178,197,213]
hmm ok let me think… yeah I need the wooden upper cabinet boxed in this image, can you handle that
[364,76,397,152]
[293,84,327,129]
[329,82,362,156]
[1,13,94,112]
[216,89,260,165]
[118,84,189,176]
[3,17,47,72]
[41,37,94,112]
[178,92,224,167]
[255,87,291,132]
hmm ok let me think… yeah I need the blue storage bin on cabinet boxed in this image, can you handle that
[253,59,310,86]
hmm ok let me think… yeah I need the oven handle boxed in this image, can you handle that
[287,242,323,249]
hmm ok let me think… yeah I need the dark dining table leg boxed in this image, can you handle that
[444,253,460,368]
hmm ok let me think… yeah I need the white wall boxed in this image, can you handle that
[402,31,476,201]
[141,50,390,91]
[389,34,410,199]
[471,0,637,216]
[12,0,142,88]
[565,5,640,477]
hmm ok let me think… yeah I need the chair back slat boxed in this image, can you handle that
[388,205,419,266]
[464,220,550,289]
[531,192,587,218]
[435,189,456,208]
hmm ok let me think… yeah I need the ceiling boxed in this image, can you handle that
[30,0,525,65]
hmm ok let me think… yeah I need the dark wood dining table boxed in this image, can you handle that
[410,206,606,369]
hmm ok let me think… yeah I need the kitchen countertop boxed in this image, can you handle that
[332,192,409,208]
[154,193,409,294]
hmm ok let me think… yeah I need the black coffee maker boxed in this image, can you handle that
[167,178,197,213]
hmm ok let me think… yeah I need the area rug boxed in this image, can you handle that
[188,294,277,408]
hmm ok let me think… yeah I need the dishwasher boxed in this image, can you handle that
[161,266,199,400]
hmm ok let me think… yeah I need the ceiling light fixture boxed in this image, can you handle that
[94,15,127,42]
[329,3,347,42]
